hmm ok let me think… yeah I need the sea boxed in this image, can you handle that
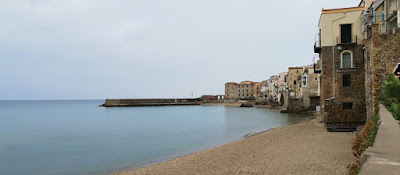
[0,100,309,175]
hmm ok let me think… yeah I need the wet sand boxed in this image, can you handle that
[116,119,355,175]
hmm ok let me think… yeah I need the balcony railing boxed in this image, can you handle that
[314,33,321,53]
[313,54,321,74]
[336,35,358,45]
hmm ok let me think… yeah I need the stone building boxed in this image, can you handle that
[288,67,303,98]
[266,76,279,102]
[277,72,288,105]
[314,4,368,131]
[225,82,239,101]
[300,66,321,110]
[224,81,261,101]
[362,0,400,119]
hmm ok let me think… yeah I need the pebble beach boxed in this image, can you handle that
[116,119,355,175]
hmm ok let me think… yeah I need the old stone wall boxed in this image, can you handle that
[288,99,303,112]
[365,24,400,119]
[288,96,319,112]
[320,44,366,123]
[103,98,201,107]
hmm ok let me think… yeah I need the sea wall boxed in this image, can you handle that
[287,97,320,113]
[359,104,400,174]
[102,98,201,107]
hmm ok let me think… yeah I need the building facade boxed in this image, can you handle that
[225,81,261,101]
[315,5,368,131]
[288,67,303,98]
[277,72,289,105]
[362,0,400,119]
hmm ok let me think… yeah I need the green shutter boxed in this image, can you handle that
[341,24,352,44]
[342,52,351,68]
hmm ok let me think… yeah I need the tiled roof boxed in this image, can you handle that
[322,6,364,14]
[226,82,238,85]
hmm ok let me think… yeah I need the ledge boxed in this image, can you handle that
[359,104,400,175]
[336,68,358,73]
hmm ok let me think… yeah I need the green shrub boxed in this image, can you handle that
[381,74,400,104]
[389,102,400,120]
[349,114,379,175]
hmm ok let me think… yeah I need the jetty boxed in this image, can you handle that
[101,98,202,107]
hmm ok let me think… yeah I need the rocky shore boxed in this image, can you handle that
[116,119,355,175]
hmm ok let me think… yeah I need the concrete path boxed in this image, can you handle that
[359,104,400,175]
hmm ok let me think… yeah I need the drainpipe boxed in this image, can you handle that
[398,10,400,28]
[331,13,346,98]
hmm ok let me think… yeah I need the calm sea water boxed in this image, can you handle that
[0,100,308,175]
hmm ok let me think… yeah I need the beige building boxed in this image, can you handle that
[300,66,320,97]
[314,1,370,131]
[318,6,365,47]
[267,76,279,102]
[225,81,261,101]
[288,67,303,98]
[277,72,288,104]
[362,0,400,37]
[225,82,239,101]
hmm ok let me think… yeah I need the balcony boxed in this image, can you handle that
[336,61,359,73]
[313,54,321,74]
[314,33,321,53]
[314,42,321,53]
[336,35,358,45]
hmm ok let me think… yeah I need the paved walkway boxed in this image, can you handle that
[359,104,400,175]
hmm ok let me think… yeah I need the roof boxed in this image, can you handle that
[289,67,303,69]
[371,0,384,11]
[322,6,365,14]
[226,82,238,85]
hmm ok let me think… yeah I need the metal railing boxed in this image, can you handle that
[313,54,322,73]
[336,35,358,45]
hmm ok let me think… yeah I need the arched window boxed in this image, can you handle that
[341,51,353,68]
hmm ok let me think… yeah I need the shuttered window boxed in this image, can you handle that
[341,24,352,43]
[343,74,351,87]
[342,52,352,68]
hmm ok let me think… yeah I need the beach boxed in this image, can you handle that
[116,119,355,175]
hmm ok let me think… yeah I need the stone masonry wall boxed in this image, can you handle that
[320,44,366,123]
[365,24,400,119]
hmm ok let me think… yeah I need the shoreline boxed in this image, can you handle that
[114,116,352,175]
[110,118,311,175]
[115,119,355,175]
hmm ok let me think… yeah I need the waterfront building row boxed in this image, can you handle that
[314,0,400,131]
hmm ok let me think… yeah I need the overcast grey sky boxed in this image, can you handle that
[0,0,361,100]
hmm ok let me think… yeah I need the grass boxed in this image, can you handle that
[347,114,379,175]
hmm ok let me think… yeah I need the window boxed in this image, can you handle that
[239,90,240,92]
[343,74,351,87]
[340,24,352,43]
[284,76,287,83]
[247,94,249,96]
[302,75,307,87]
[239,94,240,96]
[294,80,297,85]
[343,103,353,110]
[341,51,352,68]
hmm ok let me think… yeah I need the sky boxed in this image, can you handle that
[0,0,362,100]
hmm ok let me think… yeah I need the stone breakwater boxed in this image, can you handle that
[101,98,201,107]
